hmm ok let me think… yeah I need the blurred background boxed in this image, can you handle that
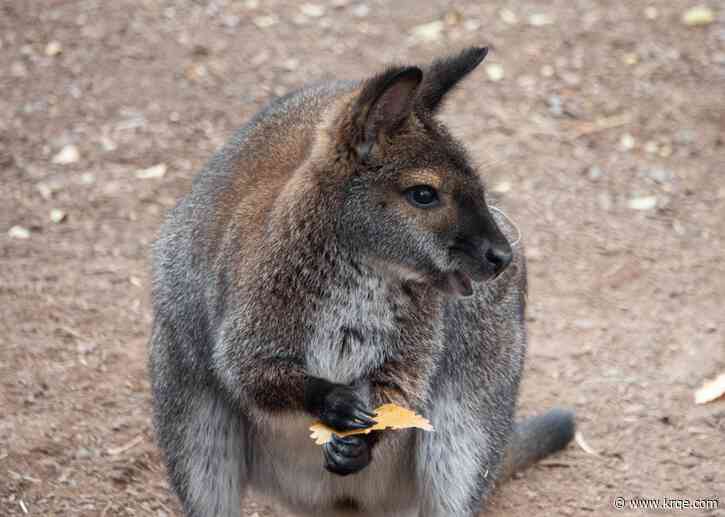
[1,1,723,515]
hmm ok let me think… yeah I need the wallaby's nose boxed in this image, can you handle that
[485,242,513,277]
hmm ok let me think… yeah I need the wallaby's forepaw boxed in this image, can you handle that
[323,434,372,476]
[305,376,377,431]
[320,384,377,431]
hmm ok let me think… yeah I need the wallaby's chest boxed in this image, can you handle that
[305,274,400,384]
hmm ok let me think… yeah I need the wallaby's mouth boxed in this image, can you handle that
[441,271,474,297]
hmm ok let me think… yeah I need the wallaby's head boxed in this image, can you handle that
[331,47,513,297]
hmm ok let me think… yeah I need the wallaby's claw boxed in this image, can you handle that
[320,385,377,432]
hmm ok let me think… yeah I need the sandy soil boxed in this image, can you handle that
[1,1,723,516]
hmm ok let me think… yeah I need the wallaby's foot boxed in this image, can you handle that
[501,408,575,479]
[323,434,372,476]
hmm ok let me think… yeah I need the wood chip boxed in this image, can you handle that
[694,373,725,405]
[628,195,657,211]
[410,21,445,42]
[8,226,31,239]
[52,145,80,165]
[682,6,714,26]
[45,41,62,56]
[50,209,67,223]
[135,163,167,179]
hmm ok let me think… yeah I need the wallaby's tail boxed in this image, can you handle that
[500,408,575,479]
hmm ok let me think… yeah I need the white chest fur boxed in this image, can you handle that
[305,274,397,384]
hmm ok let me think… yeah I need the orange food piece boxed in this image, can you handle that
[309,403,434,445]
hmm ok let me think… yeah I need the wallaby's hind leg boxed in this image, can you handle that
[150,333,247,517]
[416,405,575,517]
[415,392,510,517]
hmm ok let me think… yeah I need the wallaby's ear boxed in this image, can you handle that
[350,66,423,159]
[417,47,488,113]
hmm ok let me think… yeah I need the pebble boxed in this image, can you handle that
[352,4,370,18]
[647,168,671,184]
[8,226,31,239]
[185,63,208,81]
[282,58,299,71]
[644,140,659,154]
[10,61,28,78]
[491,180,511,193]
[49,209,67,224]
[517,75,535,89]
[253,15,278,28]
[300,3,325,18]
[598,192,612,211]
[628,195,658,210]
[540,64,555,77]
[587,165,603,180]
[499,9,518,25]
[682,6,714,26]
[619,133,636,151]
[80,172,96,185]
[485,63,504,82]
[100,135,117,152]
[74,447,93,459]
[222,15,241,28]
[250,51,270,67]
[136,163,167,179]
[443,9,463,26]
[463,19,481,32]
[410,20,445,42]
[561,71,580,86]
[36,181,62,200]
[45,41,63,56]
[52,145,80,165]
[77,341,97,354]
[547,95,563,116]
[528,13,554,27]
[674,128,695,144]
[622,53,639,66]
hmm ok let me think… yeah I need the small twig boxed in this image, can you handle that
[538,460,572,468]
[107,435,144,456]
[566,113,632,140]
[19,500,29,515]
[100,500,113,517]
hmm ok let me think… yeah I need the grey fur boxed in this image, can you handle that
[149,48,574,517]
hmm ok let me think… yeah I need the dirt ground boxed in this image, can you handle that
[2,0,724,516]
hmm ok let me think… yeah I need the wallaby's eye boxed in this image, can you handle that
[405,185,440,208]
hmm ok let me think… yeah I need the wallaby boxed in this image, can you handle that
[149,47,574,517]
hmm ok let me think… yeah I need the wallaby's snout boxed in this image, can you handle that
[451,231,512,283]
[486,240,513,278]
[448,200,514,295]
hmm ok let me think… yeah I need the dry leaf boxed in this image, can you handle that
[309,403,433,445]
[694,373,725,405]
